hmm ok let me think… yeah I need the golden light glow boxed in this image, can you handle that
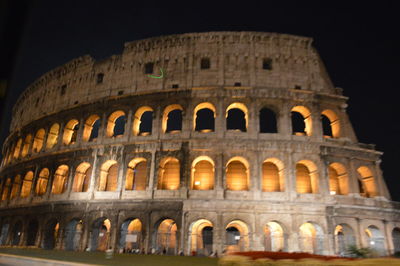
[20,171,34,198]
[328,163,349,195]
[162,104,183,133]
[262,158,284,192]
[32,129,45,153]
[99,160,118,191]
[46,123,60,148]
[63,120,79,145]
[36,168,50,195]
[264,222,284,251]
[72,162,92,192]
[190,219,213,252]
[133,106,153,136]
[10,175,21,199]
[291,106,312,136]
[13,138,22,159]
[321,109,340,138]
[83,115,100,141]
[191,156,214,190]
[106,110,126,137]
[157,157,180,190]
[21,134,32,157]
[125,158,147,191]
[296,160,318,194]
[357,166,378,198]
[226,157,249,191]
[51,165,69,194]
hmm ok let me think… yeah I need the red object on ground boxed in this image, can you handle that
[233,251,357,261]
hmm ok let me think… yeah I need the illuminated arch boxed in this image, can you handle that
[106,111,126,137]
[321,109,340,138]
[225,220,250,252]
[296,160,319,194]
[32,129,45,153]
[72,162,92,192]
[35,168,50,195]
[120,218,143,250]
[262,158,285,192]
[365,225,385,255]
[299,222,324,254]
[226,102,248,131]
[155,219,178,254]
[10,175,21,199]
[226,157,250,191]
[291,106,312,136]
[162,104,183,133]
[13,138,22,159]
[189,219,214,255]
[51,165,69,194]
[125,158,147,191]
[21,134,32,157]
[334,224,355,255]
[1,178,11,201]
[20,171,34,198]
[133,106,154,136]
[63,119,79,145]
[46,123,60,148]
[83,115,101,142]
[99,160,118,191]
[264,221,285,251]
[193,102,216,132]
[157,157,180,190]
[328,163,349,195]
[357,166,378,198]
[90,218,111,251]
[191,156,215,190]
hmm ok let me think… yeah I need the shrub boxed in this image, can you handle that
[346,245,372,258]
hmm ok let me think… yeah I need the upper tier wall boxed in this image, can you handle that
[10,31,335,131]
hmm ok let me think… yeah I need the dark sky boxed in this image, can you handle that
[1,1,399,200]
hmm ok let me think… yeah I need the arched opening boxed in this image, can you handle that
[83,115,100,142]
[191,156,214,190]
[365,225,385,255]
[226,103,248,132]
[64,219,83,251]
[72,162,92,192]
[0,223,9,245]
[90,218,111,251]
[11,221,22,246]
[259,107,277,133]
[36,168,50,196]
[119,218,142,252]
[334,224,356,256]
[225,220,249,253]
[20,171,34,198]
[190,219,213,256]
[357,166,378,198]
[328,163,349,195]
[1,178,11,201]
[13,138,22,159]
[51,165,69,194]
[26,219,39,246]
[63,119,79,145]
[133,106,153,136]
[125,158,147,191]
[32,129,45,153]
[155,219,177,255]
[194,103,216,132]
[321,109,340,138]
[106,111,126,138]
[42,219,59,249]
[10,175,21,199]
[226,157,249,191]
[262,158,284,192]
[299,222,324,254]
[392,228,400,253]
[99,160,118,191]
[157,157,180,190]
[264,222,285,251]
[291,106,312,136]
[162,105,183,133]
[46,123,60,149]
[296,160,319,194]
[21,134,32,157]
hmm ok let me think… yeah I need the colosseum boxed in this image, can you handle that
[0,31,399,257]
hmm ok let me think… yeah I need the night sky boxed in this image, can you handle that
[1,1,399,200]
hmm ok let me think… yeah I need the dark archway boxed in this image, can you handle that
[89,119,100,141]
[166,110,182,132]
[321,114,333,137]
[291,111,306,135]
[11,221,22,246]
[114,116,126,136]
[26,219,39,246]
[202,226,213,255]
[90,218,110,251]
[227,109,246,132]
[195,109,215,132]
[42,219,59,249]
[65,219,83,251]
[139,111,153,135]
[259,108,277,133]
[0,223,9,245]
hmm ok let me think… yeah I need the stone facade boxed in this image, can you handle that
[0,31,399,256]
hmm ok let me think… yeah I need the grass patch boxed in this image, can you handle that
[0,248,218,266]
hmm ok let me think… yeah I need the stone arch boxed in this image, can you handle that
[291,106,312,136]
[21,134,32,157]
[46,123,60,149]
[226,103,248,132]
[35,168,50,196]
[259,107,278,133]
[328,163,349,195]
[119,218,143,252]
[157,157,180,190]
[1,178,11,201]
[99,160,118,191]
[63,119,79,145]
[264,221,286,251]
[90,217,111,251]
[32,128,45,153]
[133,106,153,136]
[334,224,356,256]
[299,222,324,254]
[10,220,23,246]
[106,110,126,138]
[64,218,83,251]
[262,158,284,192]
[26,219,39,246]
[154,218,178,255]
[10,175,21,200]
[194,102,216,132]
[42,218,59,249]
[51,165,69,194]
[13,138,22,159]
[296,160,319,194]
[189,219,214,256]
[191,156,215,190]
[225,220,250,252]
[20,171,34,198]
[162,104,183,133]
[365,225,385,255]
[392,227,400,253]
[357,166,378,198]
[321,109,340,138]
[125,158,147,191]
[0,222,10,245]
[72,162,92,192]
[83,114,101,142]
[226,157,250,191]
